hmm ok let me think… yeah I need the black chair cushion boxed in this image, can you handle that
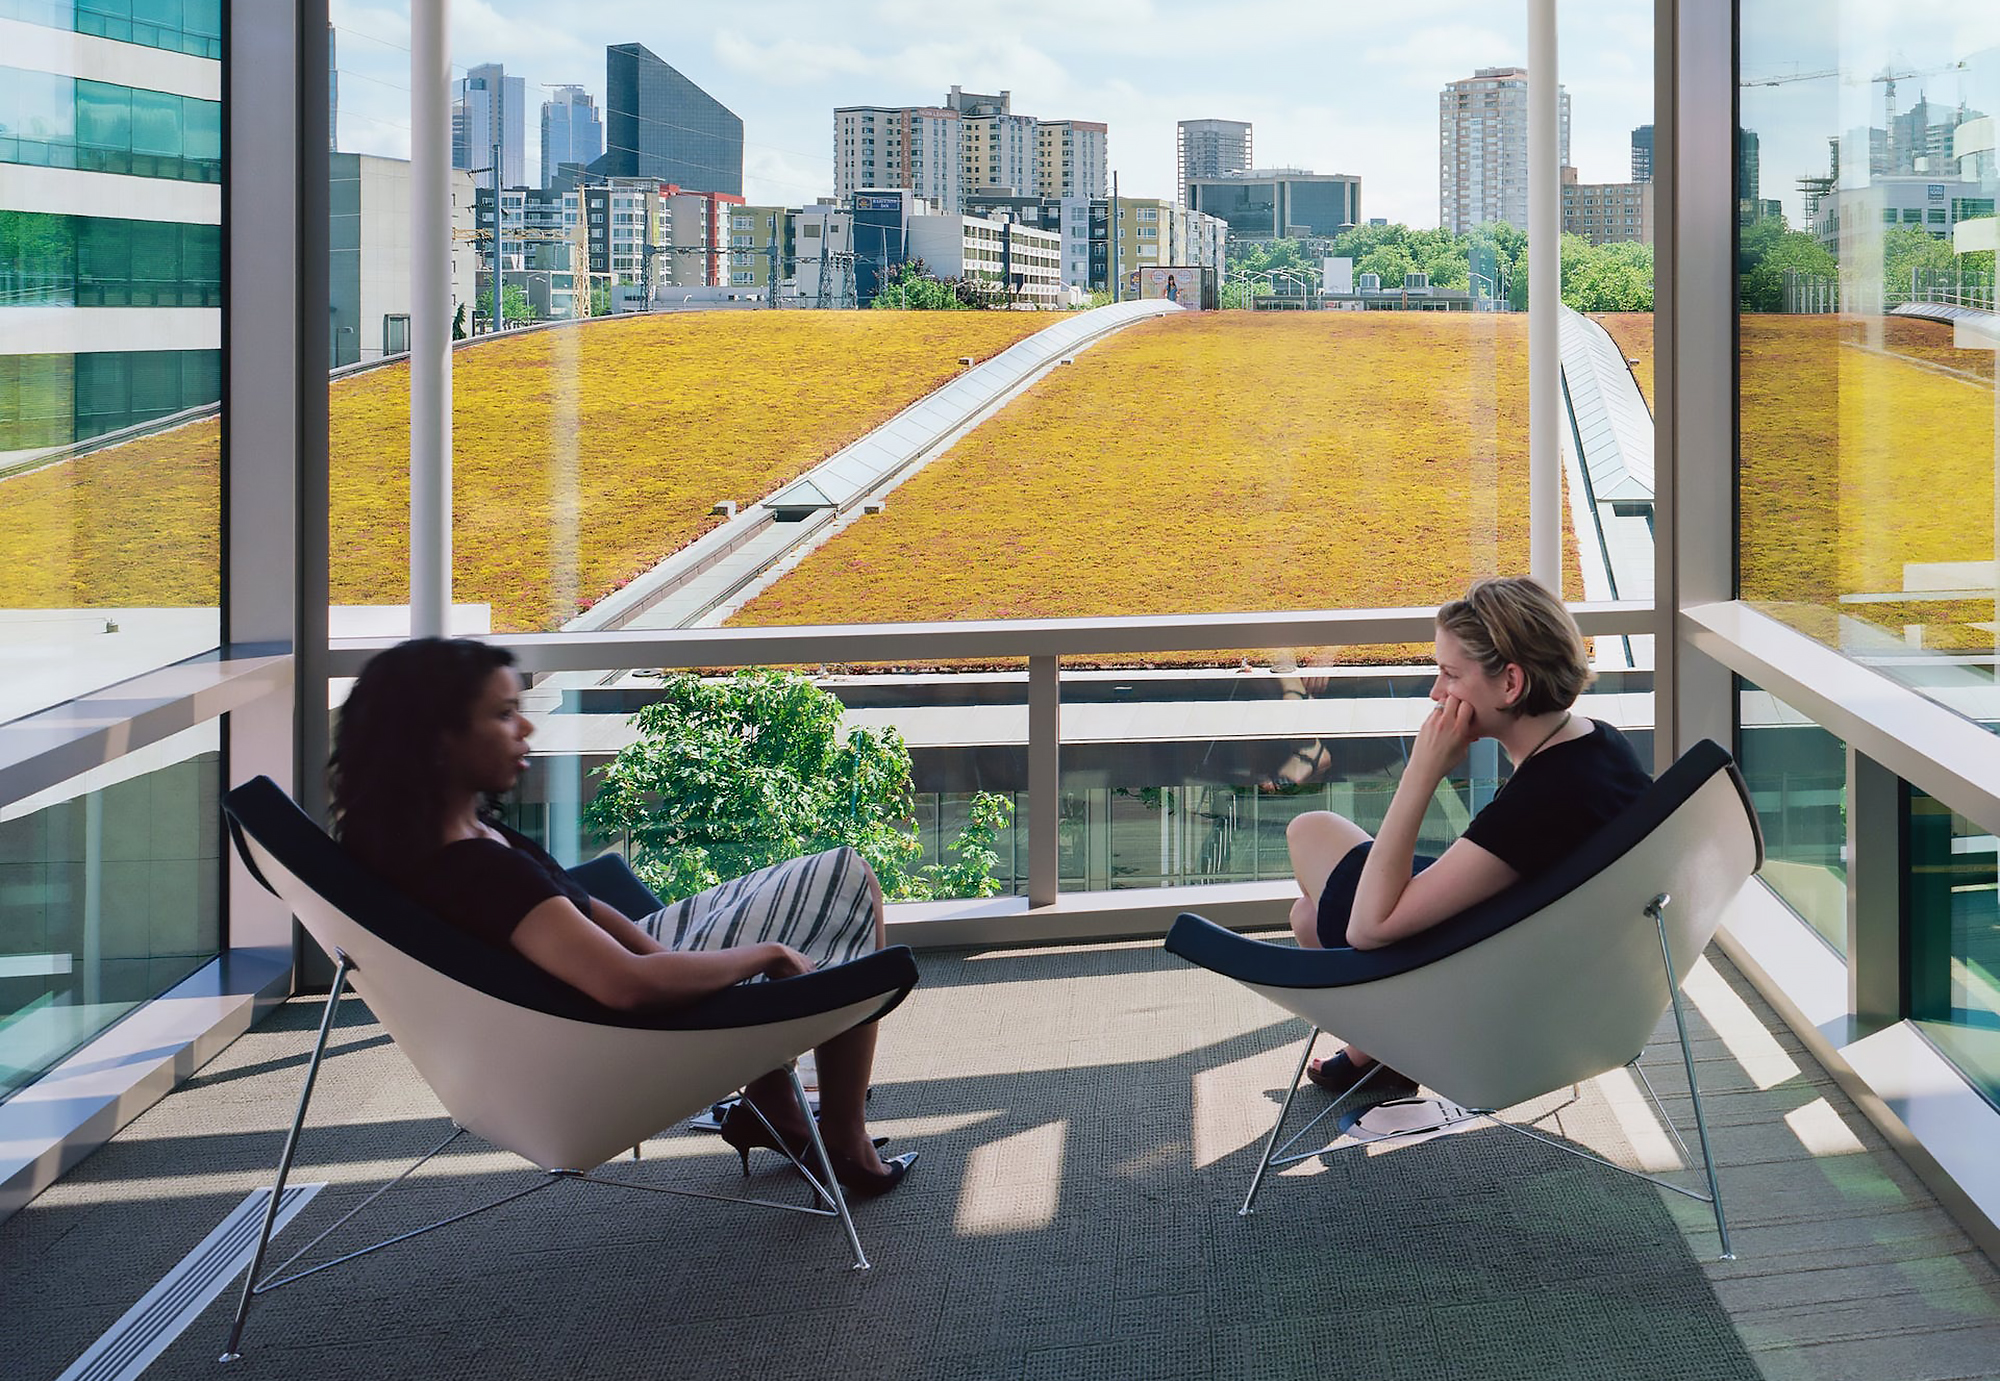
[1165,739,1759,989]
[566,852,667,922]
[225,776,917,1031]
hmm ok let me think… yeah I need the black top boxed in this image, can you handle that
[1460,719,1653,878]
[404,822,592,949]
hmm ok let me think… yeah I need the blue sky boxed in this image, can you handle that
[329,0,1656,227]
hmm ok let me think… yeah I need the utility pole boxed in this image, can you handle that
[767,235,779,307]
[1110,170,1120,302]
[489,101,503,334]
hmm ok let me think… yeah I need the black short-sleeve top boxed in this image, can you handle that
[403,823,592,949]
[1460,719,1653,878]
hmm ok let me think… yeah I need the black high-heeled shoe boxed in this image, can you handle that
[825,1148,918,1200]
[716,1103,888,1175]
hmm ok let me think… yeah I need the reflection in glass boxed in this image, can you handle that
[1736,677,1848,950]
[0,733,221,1102]
[0,33,222,723]
[491,663,1652,900]
[1738,5,2000,734]
[1909,789,2000,1103]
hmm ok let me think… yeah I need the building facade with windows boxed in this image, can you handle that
[593,43,742,197]
[539,86,602,190]
[1188,170,1360,242]
[906,212,1061,308]
[1035,118,1107,201]
[332,155,478,364]
[453,63,525,191]
[833,105,961,216]
[1439,66,1570,233]
[0,7,224,457]
[1176,118,1253,208]
[1560,169,1656,245]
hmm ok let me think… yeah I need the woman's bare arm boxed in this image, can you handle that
[511,895,808,1009]
[584,896,665,956]
[1344,694,1518,950]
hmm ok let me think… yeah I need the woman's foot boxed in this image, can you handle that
[1306,1050,1419,1101]
[825,1148,919,1199]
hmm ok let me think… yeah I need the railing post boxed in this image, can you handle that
[1028,654,1060,908]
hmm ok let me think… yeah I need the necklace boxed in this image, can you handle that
[1495,711,1572,796]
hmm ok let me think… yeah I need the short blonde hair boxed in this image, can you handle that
[1435,577,1592,717]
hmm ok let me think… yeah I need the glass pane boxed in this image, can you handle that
[0,36,222,722]
[1736,676,1849,950]
[1739,6,2000,734]
[73,80,130,150]
[1909,788,2000,1103]
[324,6,1651,642]
[0,728,222,1103]
[128,87,181,157]
[474,658,1653,907]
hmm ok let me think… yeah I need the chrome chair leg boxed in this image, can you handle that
[1241,1027,1318,1216]
[790,1066,869,1270]
[1648,894,1734,1260]
[220,955,351,1362]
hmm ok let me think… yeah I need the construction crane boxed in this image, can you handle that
[1742,60,1970,171]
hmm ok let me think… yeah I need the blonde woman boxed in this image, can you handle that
[1285,576,1652,1097]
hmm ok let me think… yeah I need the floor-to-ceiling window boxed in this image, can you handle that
[1737,1,2000,1105]
[0,3,227,1101]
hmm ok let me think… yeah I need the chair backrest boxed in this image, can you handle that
[224,776,917,1170]
[1169,740,1763,1110]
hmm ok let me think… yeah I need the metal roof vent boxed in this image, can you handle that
[764,478,839,523]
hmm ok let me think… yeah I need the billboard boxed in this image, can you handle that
[1135,265,1204,310]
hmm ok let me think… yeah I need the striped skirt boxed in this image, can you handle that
[638,846,878,970]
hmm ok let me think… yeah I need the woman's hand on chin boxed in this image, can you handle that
[1410,694,1477,783]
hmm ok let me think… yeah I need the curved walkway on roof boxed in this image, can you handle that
[577,298,1187,632]
[1559,307,1656,620]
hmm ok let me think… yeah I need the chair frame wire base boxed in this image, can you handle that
[220,959,870,1363]
[1237,895,1735,1262]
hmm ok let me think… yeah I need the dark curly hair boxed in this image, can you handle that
[328,638,517,880]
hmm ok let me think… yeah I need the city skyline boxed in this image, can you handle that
[326,0,1652,228]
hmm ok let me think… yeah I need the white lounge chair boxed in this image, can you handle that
[217,775,920,1360]
[1165,739,1762,1259]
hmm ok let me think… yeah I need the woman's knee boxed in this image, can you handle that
[1289,895,1321,948]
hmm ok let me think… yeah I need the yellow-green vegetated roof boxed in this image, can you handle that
[1741,313,1997,650]
[0,310,1048,628]
[730,312,1583,664]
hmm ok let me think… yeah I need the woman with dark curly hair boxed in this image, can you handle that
[1283,577,1653,1100]
[329,638,914,1197]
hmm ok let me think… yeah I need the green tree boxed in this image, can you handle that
[1882,225,1959,301]
[583,669,1011,903]
[451,301,468,341]
[1738,219,1835,311]
[500,283,535,324]
[871,259,984,310]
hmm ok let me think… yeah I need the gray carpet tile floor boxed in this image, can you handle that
[3,939,1998,1381]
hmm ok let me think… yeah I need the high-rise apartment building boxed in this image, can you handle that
[837,91,1108,213]
[453,63,525,191]
[1035,119,1108,200]
[592,44,742,196]
[1176,119,1253,208]
[0,6,224,455]
[1631,124,1654,181]
[540,86,602,189]
[1438,67,1570,234]
[833,105,962,213]
[949,88,1038,198]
